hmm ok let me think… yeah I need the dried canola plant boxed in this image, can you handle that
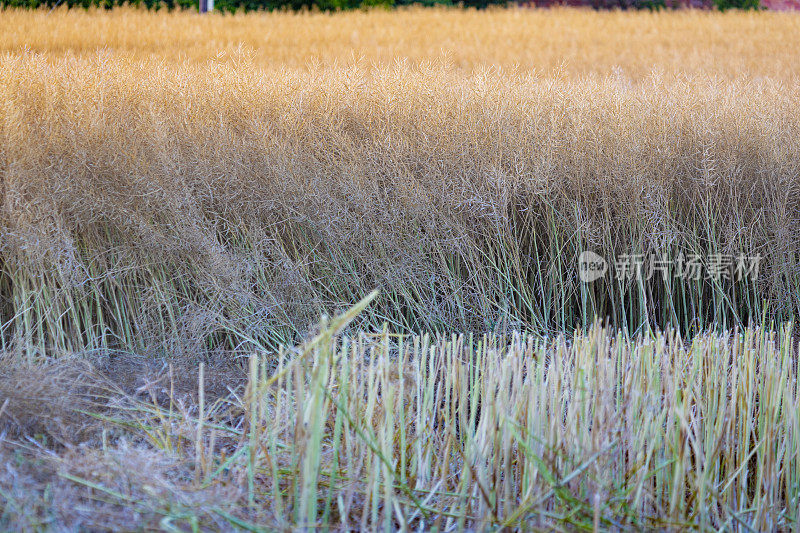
[1,51,799,353]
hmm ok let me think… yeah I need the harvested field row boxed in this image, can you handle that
[2,314,798,530]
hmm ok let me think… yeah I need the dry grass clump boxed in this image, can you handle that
[0,357,104,443]
[0,441,246,530]
[1,46,799,352]
[1,301,798,530]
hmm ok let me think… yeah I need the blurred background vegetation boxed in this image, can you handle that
[0,0,762,14]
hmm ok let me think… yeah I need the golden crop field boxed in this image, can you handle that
[1,6,799,531]
[2,7,800,77]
